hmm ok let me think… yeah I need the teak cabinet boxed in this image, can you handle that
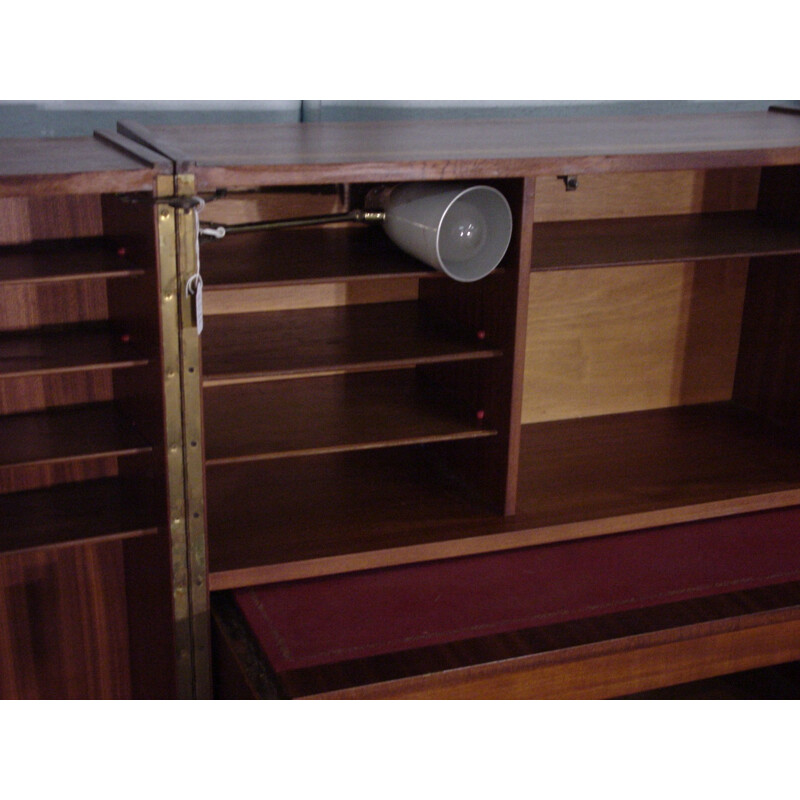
[3,109,800,699]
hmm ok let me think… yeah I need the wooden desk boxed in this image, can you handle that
[4,109,800,698]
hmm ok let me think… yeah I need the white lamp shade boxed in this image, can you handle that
[378,183,513,282]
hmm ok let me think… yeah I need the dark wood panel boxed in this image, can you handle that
[0,456,119,495]
[200,225,439,287]
[206,446,494,583]
[134,112,800,189]
[0,402,151,471]
[312,612,800,699]
[0,281,110,333]
[0,195,103,246]
[531,211,800,270]
[0,477,158,555]
[202,302,500,383]
[0,323,148,379]
[206,403,800,587]
[734,256,800,427]
[419,178,533,513]
[0,370,114,415]
[102,196,177,699]
[122,533,177,699]
[733,166,800,429]
[204,371,496,464]
[0,136,156,196]
[514,402,800,524]
[0,238,144,285]
[0,541,131,699]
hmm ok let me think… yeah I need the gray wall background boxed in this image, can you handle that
[1,100,799,138]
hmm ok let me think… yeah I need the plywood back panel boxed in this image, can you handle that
[204,279,419,315]
[523,260,749,423]
[533,168,761,222]
[523,168,761,422]
[198,187,346,227]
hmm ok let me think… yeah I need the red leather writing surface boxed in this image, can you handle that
[234,508,800,671]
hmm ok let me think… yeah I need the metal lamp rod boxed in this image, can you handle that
[199,209,386,239]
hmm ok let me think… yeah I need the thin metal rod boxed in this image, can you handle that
[199,209,385,238]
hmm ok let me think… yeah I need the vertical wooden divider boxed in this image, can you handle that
[103,191,178,699]
[418,178,535,514]
[733,165,800,429]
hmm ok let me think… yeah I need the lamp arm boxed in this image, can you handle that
[198,209,385,239]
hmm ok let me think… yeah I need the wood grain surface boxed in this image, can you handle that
[201,302,501,384]
[0,541,132,699]
[132,112,800,188]
[203,370,496,464]
[205,404,800,587]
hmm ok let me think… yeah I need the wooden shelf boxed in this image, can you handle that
[205,403,800,587]
[0,323,148,379]
[206,446,493,585]
[204,370,495,465]
[515,402,800,526]
[0,238,144,285]
[0,477,158,556]
[531,211,800,270]
[0,402,152,470]
[199,226,440,287]
[202,302,501,385]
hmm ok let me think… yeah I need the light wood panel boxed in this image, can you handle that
[523,260,748,422]
[198,187,345,226]
[532,168,761,222]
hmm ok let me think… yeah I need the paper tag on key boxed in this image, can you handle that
[187,273,203,334]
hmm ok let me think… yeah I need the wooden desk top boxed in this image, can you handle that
[119,110,800,188]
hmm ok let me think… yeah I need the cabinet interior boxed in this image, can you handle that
[196,165,800,591]
[0,190,174,699]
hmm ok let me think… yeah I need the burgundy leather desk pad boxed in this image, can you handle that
[233,507,800,672]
